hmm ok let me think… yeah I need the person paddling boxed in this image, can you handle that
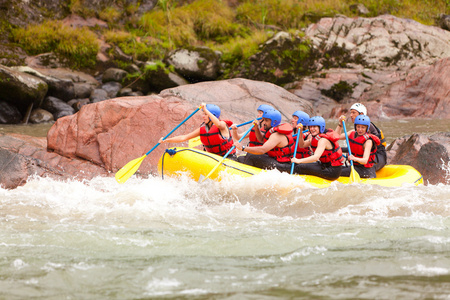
[234,109,295,171]
[290,110,311,159]
[336,103,387,171]
[159,103,236,159]
[231,104,273,162]
[291,116,343,181]
[341,115,380,178]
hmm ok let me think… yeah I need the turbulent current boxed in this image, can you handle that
[1,170,449,299]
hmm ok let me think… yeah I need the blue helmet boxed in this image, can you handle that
[262,109,282,127]
[257,104,274,114]
[354,115,371,132]
[206,104,221,118]
[308,116,326,133]
[292,111,310,126]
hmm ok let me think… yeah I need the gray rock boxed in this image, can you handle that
[165,47,221,82]
[438,14,450,31]
[0,64,48,113]
[90,89,109,103]
[101,81,122,98]
[41,96,75,120]
[29,108,54,124]
[0,101,22,124]
[102,68,128,83]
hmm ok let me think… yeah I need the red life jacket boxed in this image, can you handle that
[348,131,381,168]
[263,123,295,163]
[248,121,265,147]
[310,129,343,167]
[294,131,312,158]
[200,120,236,156]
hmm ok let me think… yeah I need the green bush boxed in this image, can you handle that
[12,20,99,69]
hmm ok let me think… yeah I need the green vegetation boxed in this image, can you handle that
[7,0,449,73]
[11,20,99,69]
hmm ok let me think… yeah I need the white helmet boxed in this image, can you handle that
[350,103,367,115]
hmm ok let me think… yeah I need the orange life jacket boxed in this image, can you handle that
[310,129,343,167]
[263,123,295,163]
[349,131,380,168]
[200,120,235,156]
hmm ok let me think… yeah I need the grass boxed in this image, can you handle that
[11,20,99,69]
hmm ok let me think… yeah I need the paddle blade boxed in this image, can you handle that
[201,158,224,182]
[188,136,202,148]
[115,155,147,184]
[350,165,361,183]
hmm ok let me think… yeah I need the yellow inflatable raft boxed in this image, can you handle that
[157,147,424,188]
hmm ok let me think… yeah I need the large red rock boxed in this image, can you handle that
[0,133,109,189]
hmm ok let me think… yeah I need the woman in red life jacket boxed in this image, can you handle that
[335,103,387,171]
[159,103,236,159]
[290,110,311,159]
[231,104,274,163]
[234,109,295,172]
[341,115,380,178]
[291,116,343,181]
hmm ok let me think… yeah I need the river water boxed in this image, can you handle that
[1,119,450,299]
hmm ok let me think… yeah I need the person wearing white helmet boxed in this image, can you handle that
[159,103,237,159]
[336,102,387,171]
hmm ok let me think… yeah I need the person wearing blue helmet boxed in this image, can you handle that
[340,115,380,178]
[290,110,312,159]
[291,116,344,181]
[234,109,295,171]
[159,103,236,158]
[231,104,274,163]
[336,102,387,171]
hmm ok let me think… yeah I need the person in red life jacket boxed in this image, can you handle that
[234,109,295,171]
[290,110,311,159]
[159,103,236,159]
[231,104,274,163]
[341,115,380,178]
[336,102,387,171]
[291,116,343,181]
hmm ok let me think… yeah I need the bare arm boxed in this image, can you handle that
[253,121,264,143]
[349,139,373,165]
[159,128,201,144]
[231,124,243,141]
[291,138,328,164]
[235,132,283,154]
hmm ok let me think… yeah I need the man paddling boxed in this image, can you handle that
[234,109,295,172]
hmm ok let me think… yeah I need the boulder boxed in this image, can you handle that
[41,96,76,120]
[0,64,48,114]
[0,133,109,189]
[29,108,54,124]
[102,68,129,83]
[0,101,22,124]
[13,66,76,102]
[90,89,109,103]
[101,81,123,98]
[289,57,450,119]
[305,15,450,69]
[165,47,221,82]
[46,78,313,175]
[143,61,189,92]
[387,132,450,185]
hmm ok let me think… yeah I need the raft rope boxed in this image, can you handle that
[161,148,256,180]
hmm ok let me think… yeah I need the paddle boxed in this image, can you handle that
[188,117,262,148]
[342,120,361,183]
[201,124,254,182]
[115,107,201,184]
[290,128,302,175]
